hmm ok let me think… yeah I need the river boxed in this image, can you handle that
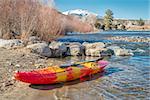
[55,31,150,99]
[12,31,150,100]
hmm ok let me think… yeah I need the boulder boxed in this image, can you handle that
[107,46,121,50]
[85,48,113,57]
[49,41,67,57]
[100,49,114,57]
[85,49,101,57]
[134,48,145,53]
[107,46,133,56]
[83,42,106,57]
[83,42,105,49]
[27,43,52,57]
[115,49,133,56]
[27,36,41,45]
[67,42,85,56]
[0,39,24,49]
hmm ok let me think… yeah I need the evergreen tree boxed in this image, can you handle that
[137,18,145,26]
[104,9,114,30]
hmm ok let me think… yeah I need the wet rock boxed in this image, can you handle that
[107,46,133,56]
[27,43,52,57]
[49,41,67,57]
[100,49,114,57]
[133,48,145,53]
[107,46,121,50]
[0,39,24,49]
[85,49,101,57]
[83,42,106,57]
[83,42,105,49]
[115,49,133,56]
[67,42,85,56]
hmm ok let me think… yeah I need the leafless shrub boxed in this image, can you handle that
[0,0,40,40]
[0,0,93,42]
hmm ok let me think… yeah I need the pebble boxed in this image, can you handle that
[15,64,21,68]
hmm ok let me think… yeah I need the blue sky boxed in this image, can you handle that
[55,0,150,19]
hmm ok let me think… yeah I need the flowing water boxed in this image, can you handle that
[56,31,150,99]
[24,31,150,100]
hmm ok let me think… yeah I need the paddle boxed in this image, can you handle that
[60,57,103,68]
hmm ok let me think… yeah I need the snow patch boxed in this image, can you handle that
[63,9,98,17]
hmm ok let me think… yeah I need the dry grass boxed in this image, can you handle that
[127,25,150,31]
[0,0,93,42]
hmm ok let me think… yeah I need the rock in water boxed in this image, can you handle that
[67,42,85,56]
[107,46,133,56]
[49,41,67,57]
[113,49,133,56]
[83,42,105,49]
[107,46,121,50]
[100,49,114,57]
[85,49,101,57]
[27,43,52,57]
[83,42,106,57]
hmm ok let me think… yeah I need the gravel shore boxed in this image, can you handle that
[106,36,150,43]
[0,47,105,100]
[0,35,149,100]
[0,48,67,99]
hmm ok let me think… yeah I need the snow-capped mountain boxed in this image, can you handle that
[63,9,99,17]
[63,9,102,27]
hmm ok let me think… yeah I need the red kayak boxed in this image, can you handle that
[14,60,109,84]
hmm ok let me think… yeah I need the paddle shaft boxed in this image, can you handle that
[60,57,103,68]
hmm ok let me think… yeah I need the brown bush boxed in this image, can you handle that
[64,15,94,33]
[0,0,42,40]
[0,0,93,42]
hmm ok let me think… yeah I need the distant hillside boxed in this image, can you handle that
[63,9,150,31]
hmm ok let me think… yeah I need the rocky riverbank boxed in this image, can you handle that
[0,37,135,57]
[0,36,149,100]
[0,37,136,95]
